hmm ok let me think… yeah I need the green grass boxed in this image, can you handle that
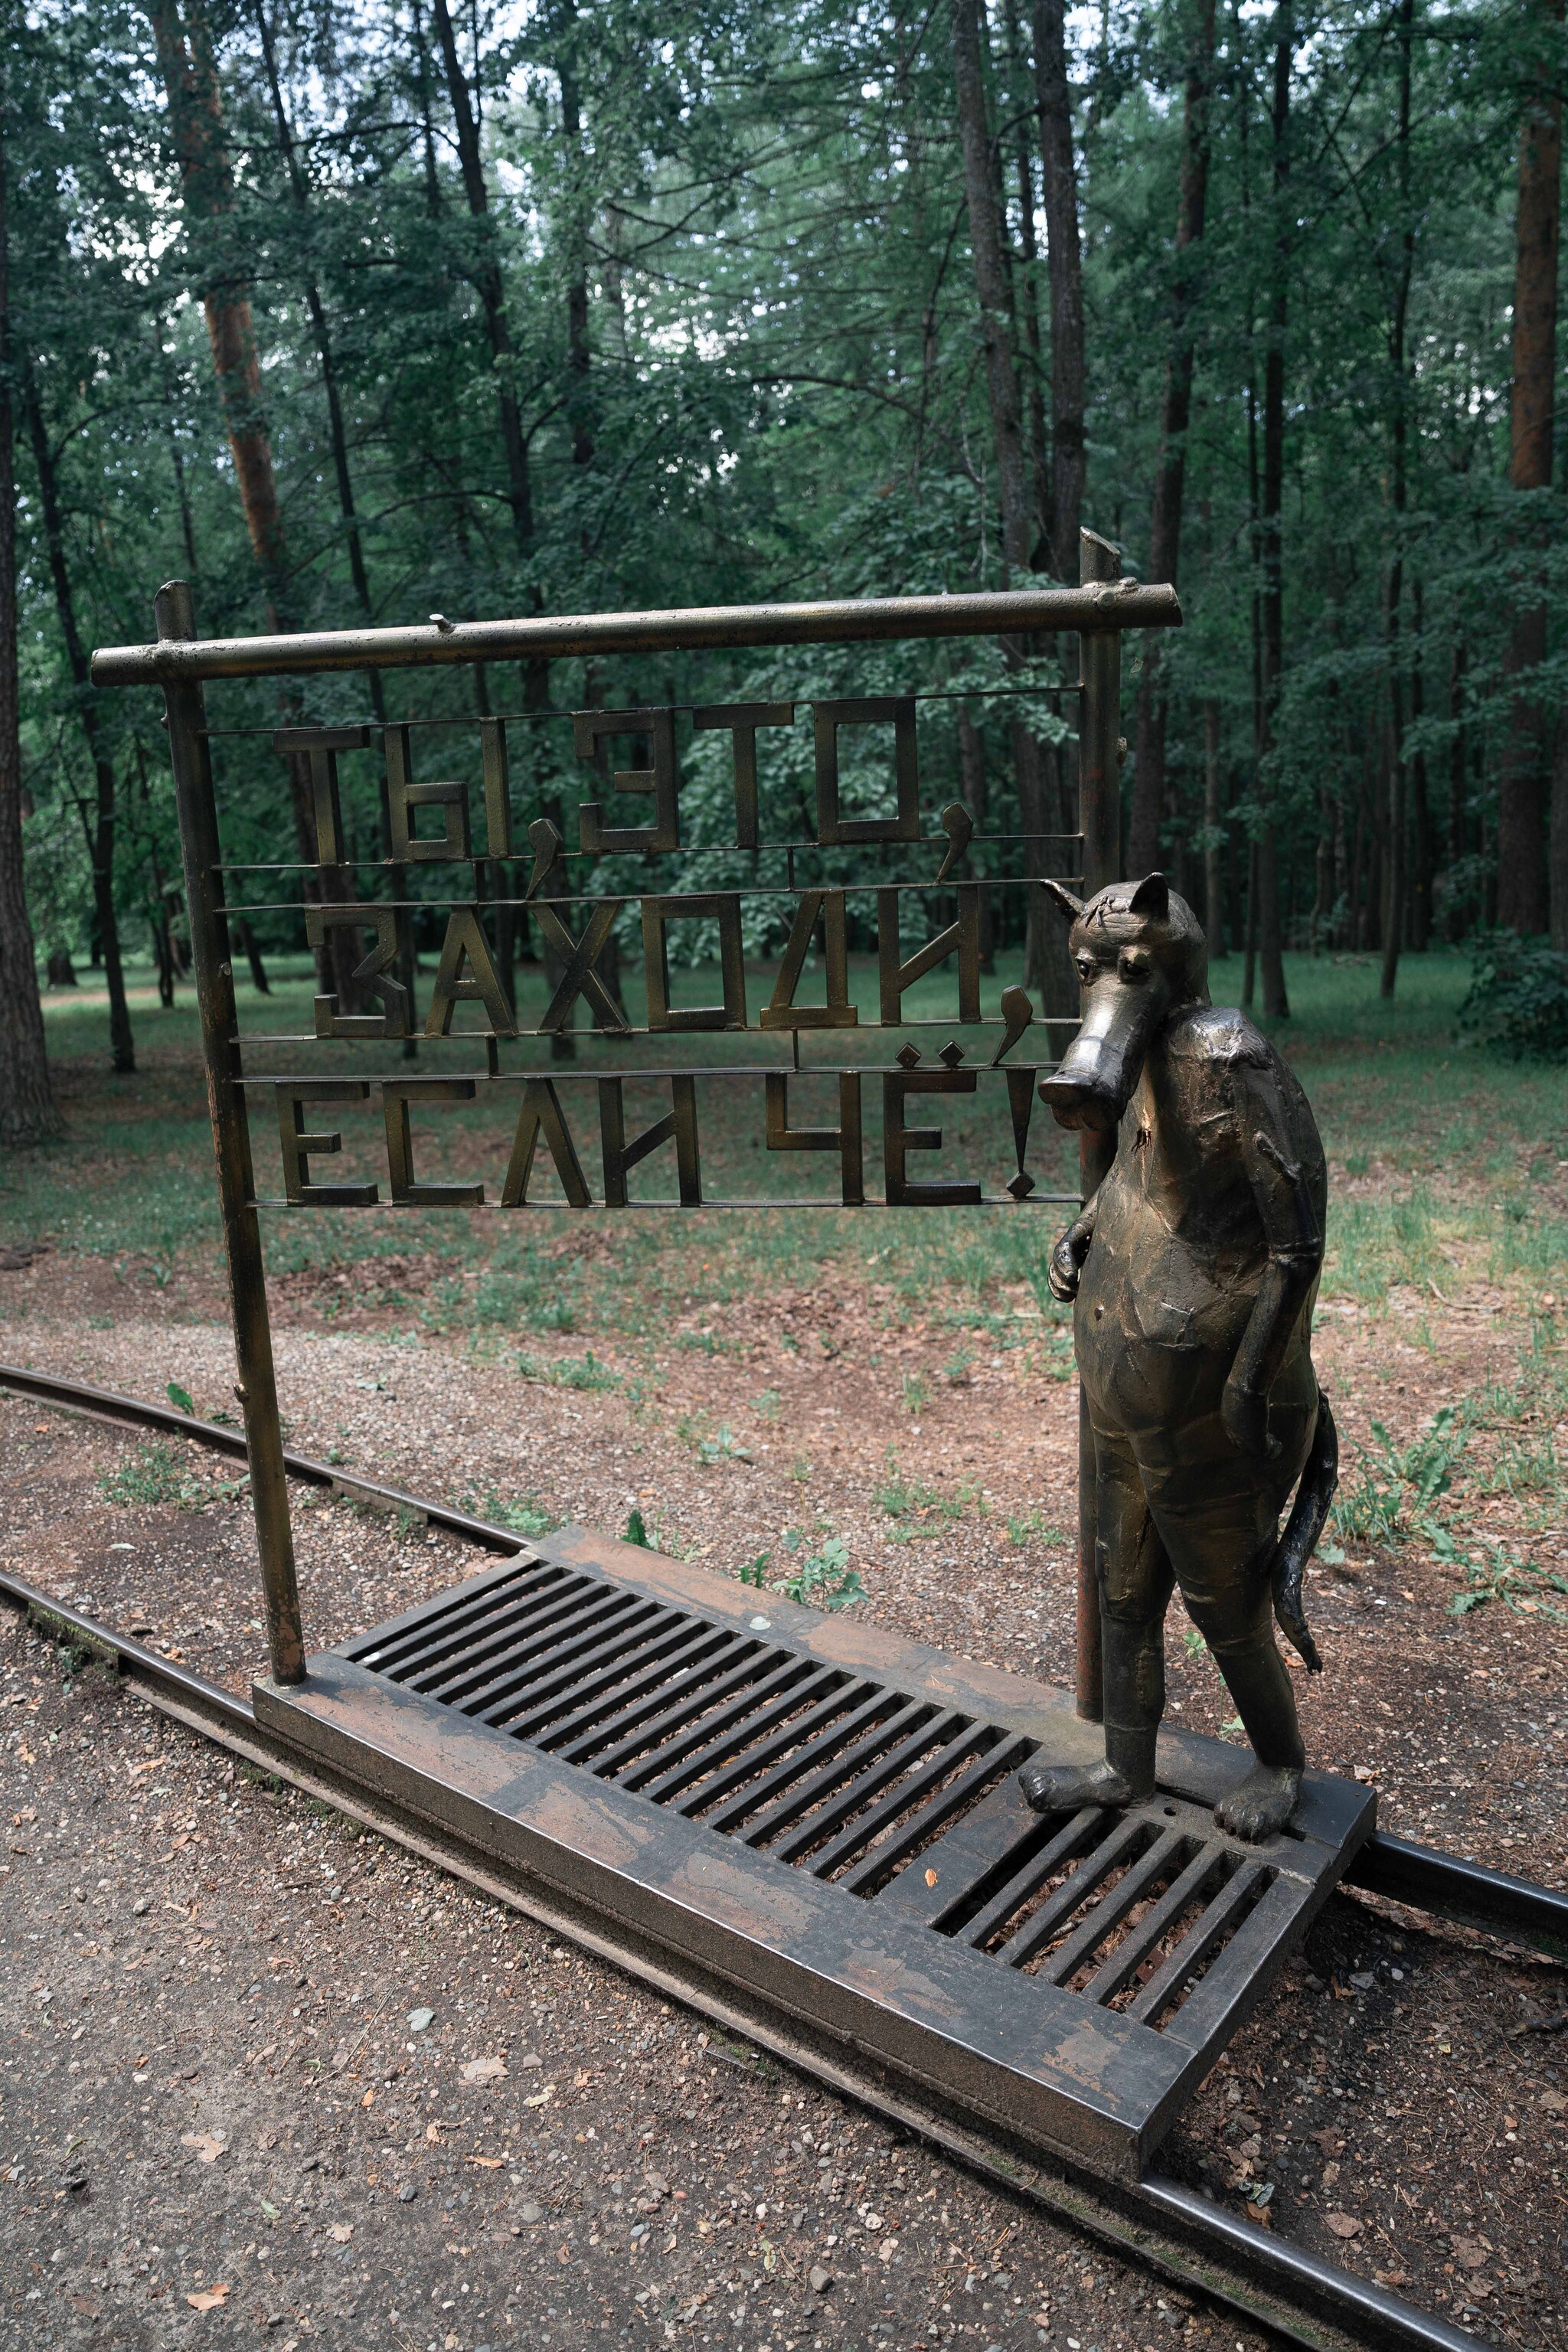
[7,947,1565,1350]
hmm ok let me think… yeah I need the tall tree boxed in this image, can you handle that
[142,0,294,628]
[951,0,1031,577]
[1032,0,1085,578]
[430,0,535,558]
[1254,2,1292,1019]
[1127,0,1216,878]
[23,370,136,1073]
[1380,0,1418,1000]
[0,125,60,1145]
[1498,0,1563,937]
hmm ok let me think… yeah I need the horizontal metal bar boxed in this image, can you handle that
[211,846,1090,884]
[248,1194,1084,1212]
[1345,1827,1568,1961]
[198,684,1087,738]
[92,583,1181,687]
[219,874,1086,912]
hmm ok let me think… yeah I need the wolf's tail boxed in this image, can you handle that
[1271,1392,1337,1673]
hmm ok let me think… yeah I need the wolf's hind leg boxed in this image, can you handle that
[1021,1436,1173,1816]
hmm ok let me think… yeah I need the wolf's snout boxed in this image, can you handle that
[1039,1070,1122,1132]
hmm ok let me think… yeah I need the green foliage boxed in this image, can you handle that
[99,1442,219,1511]
[622,1508,652,1548]
[466,1491,562,1539]
[1331,1408,1468,1547]
[515,1350,619,1392]
[1460,936,1568,1062]
[777,1530,865,1612]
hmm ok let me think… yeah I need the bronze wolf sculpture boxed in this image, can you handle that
[1021,872,1337,1841]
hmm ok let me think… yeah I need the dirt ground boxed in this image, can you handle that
[2,1243,1566,2350]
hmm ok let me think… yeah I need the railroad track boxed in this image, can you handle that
[2,1357,1563,2352]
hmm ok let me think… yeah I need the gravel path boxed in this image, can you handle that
[2,1250,1566,2348]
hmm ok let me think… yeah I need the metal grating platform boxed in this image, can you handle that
[255,1527,1374,2181]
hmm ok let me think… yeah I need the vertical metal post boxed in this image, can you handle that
[1073,528,1125,1723]
[157,581,305,1685]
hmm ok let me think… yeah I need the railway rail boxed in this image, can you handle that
[2,1357,1564,2352]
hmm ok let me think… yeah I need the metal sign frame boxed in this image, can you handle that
[92,537,1177,1694]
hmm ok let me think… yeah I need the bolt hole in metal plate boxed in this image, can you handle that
[254,1527,1374,2181]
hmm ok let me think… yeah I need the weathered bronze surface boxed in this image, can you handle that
[255,1521,1373,2184]
[1021,874,1338,1843]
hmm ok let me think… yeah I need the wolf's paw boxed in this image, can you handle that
[1214,1763,1302,1842]
[1018,1759,1145,1817]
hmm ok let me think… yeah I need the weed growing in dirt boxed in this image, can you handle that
[1004,1507,1065,1547]
[1331,1409,1468,1547]
[514,1350,619,1392]
[100,1443,217,1511]
[778,1530,865,1610]
[1432,1529,1568,1623]
[464,1488,561,1537]
[901,1371,929,1415]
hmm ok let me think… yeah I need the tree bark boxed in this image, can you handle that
[1256,2,1291,1018]
[1032,0,1085,577]
[1379,0,1416,1000]
[22,372,136,1074]
[557,11,594,471]
[143,0,293,625]
[430,0,534,555]
[958,707,997,970]
[1203,698,1224,951]
[0,137,60,1145]
[1128,0,1215,879]
[952,0,1032,576]
[1409,582,1432,952]
[143,0,335,951]
[1446,640,1469,939]
[253,5,384,709]
[1498,0,1563,936]
[1552,711,1568,952]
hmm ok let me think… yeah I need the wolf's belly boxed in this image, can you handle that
[1074,1204,1259,1438]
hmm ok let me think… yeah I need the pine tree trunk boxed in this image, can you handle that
[0,140,60,1145]
[1032,0,1085,577]
[951,0,1031,576]
[1203,699,1224,951]
[1409,583,1432,951]
[430,0,534,556]
[1380,0,1416,1001]
[1446,641,1469,939]
[1128,0,1214,878]
[23,373,136,1075]
[1498,0,1563,936]
[1256,2,1291,1018]
[557,15,595,472]
[958,708,997,971]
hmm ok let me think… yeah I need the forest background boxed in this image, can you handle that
[0,0,1565,1135]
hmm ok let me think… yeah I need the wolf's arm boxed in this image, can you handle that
[1047,1197,1098,1302]
[1223,1059,1325,1455]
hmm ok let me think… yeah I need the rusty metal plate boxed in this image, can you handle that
[254,1528,1374,2182]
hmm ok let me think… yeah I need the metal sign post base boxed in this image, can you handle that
[254,1524,1373,2184]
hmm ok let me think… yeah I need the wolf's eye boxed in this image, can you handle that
[1076,958,1096,984]
[1119,954,1150,983]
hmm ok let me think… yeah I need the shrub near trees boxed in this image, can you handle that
[1,0,1563,1139]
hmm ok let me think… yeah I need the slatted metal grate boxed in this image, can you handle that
[342,1550,1275,2034]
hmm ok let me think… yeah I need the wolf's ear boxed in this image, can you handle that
[1040,877,1086,924]
[1128,871,1170,920]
